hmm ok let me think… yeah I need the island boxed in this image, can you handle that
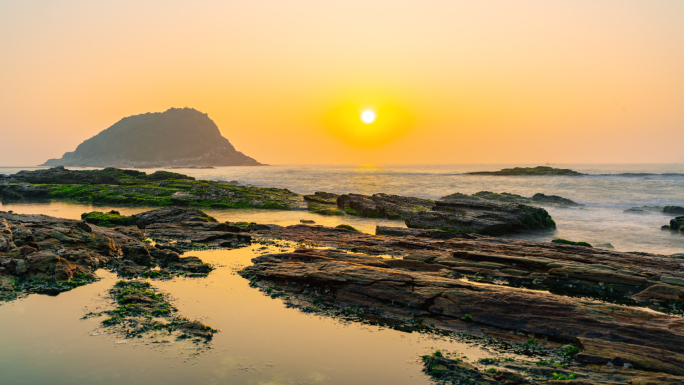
[41,107,262,168]
[467,166,583,176]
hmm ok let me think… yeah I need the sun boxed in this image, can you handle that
[360,109,376,124]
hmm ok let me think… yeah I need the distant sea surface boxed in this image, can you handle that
[2,163,683,255]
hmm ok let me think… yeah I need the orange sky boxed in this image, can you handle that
[1,0,683,165]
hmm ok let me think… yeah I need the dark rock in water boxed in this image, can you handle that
[336,193,433,219]
[467,166,583,176]
[664,206,684,215]
[41,107,262,167]
[440,191,581,207]
[668,216,684,233]
[405,200,556,236]
[531,193,581,206]
[130,207,217,228]
[624,206,665,214]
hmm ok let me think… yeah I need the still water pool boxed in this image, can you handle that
[0,245,503,385]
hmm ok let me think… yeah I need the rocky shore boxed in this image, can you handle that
[0,166,300,210]
[0,207,253,343]
[242,224,684,383]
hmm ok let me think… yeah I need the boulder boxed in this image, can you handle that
[669,216,684,232]
[131,207,217,228]
[406,200,555,236]
[336,193,433,219]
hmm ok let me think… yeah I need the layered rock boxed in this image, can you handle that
[303,192,344,215]
[336,193,433,219]
[242,224,684,382]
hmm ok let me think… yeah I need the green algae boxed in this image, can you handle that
[1,168,301,210]
[81,210,137,227]
[552,238,592,247]
[335,224,360,232]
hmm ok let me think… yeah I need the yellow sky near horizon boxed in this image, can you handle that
[1,0,683,165]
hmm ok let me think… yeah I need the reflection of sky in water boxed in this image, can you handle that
[1,163,683,254]
[0,246,504,385]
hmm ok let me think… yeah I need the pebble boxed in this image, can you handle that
[114,340,127,344]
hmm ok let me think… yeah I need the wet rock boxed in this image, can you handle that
[337,193,433,219]
[7,166,122,185]
[422,355,497,384]
[303,191,340,204]
[406,200,555,235]
[180,321,215,339]
[131,207,217,228]
[0,211,226,300]
[664,206,684,215]
[440,191,582,207]
[244,224,684,362]
[87,280,218,345]
[575,337,684,376]
[625,206,665,214]
[376,226,483,240]
[667,216,684,232]
[531,193,581,206]
[121,242,154,266]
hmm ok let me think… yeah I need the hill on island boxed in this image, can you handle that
[42,107,262,167]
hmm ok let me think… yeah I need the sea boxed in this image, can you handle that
[0,163,682,385]
[2,163,683,255]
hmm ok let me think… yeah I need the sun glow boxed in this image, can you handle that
[361,110,376,124]
[323,98,413,148]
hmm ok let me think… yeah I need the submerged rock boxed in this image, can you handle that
[86,280,218,343]
[440,191,582,207]
[664,206,684,215]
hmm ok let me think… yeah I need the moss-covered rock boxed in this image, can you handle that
[440,191,581,207]
[1,167,301,210]
[81,210,137,227]
[335,224,359,232]
[664,206,684,215]
[467,166,583,176]
[552,238,592,247]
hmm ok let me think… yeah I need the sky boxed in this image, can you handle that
[1,0,683,166]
